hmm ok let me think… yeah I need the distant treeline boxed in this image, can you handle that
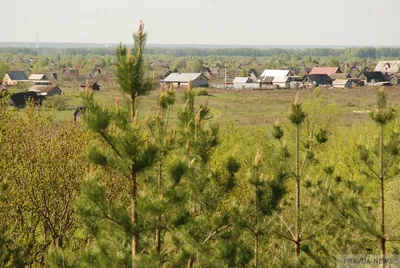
[1,46,400,58]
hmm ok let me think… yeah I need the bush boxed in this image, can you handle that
[47,95,68,110]
[193,88,209,96]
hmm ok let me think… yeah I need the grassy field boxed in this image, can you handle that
[33,84,400,131]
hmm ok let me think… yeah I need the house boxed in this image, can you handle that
[390,74,400,85]
[50,72,58,80]
[309,67,342,76]
[330,73,352,80]
[273,76,290,88]
[248,69,259,82]
[92,68,102,76]
[210,63,222,75]
[27,85,63,96]
[28,74,48,81]
[3,71,28,85]
[0,92,43,107]
[258,69,290,88]
[332,79,352,88]
[201,67,213,78]
[375,61,400,75]
[358,72,386,83]
[80,81,101,91]
[64,68,79,78]
[162,73,209,88]
[232,77,252,89]
[302,74,332,87]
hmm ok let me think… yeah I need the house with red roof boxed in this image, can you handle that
[309,67,342,76]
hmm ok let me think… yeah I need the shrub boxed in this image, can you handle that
[193,88,209,96]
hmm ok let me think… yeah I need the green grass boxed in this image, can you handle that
[22,85,400,129]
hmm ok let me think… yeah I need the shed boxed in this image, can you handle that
[310,67,342,76]
[390,74,400,85]
[303,74,332,86]
[162,73,209,88]
[50,72,58,80]
[92,68,102,76]
[233,77,252,89]
[3,71,28,85]
[28,74,48,81]
[80,81,101,91]
[1,92,43,107]
[332,79,352,88]
[27,85,63,96]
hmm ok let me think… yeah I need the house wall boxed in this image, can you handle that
[390,77,400,85]
[192,76,209,87]
[273,82,290,88]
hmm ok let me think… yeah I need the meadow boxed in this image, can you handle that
[42,84,400,130]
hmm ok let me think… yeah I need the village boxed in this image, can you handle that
[1,59,400,109]
[160,61,400,89]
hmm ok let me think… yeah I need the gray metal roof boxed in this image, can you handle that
[7,71,27,81]
[233,77,251,83]
[163,73,204,82]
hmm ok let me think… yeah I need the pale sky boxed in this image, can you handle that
[3,0,400,46]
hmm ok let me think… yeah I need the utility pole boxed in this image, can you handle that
[224,62,227,88]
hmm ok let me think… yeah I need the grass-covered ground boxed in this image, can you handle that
[44,85,400,130]
[11,81,399,129]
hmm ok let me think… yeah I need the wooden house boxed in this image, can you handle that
[302,74,332,86]
[162,73,209,88]
[28,74,48,81]
[3,71,28,85]
[332,79,352,88]
[27,85,63,96]
[309,67,342,76]
[80,81,101,91]
[358,72,386,83]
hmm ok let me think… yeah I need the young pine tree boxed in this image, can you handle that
[82,21,156,267]
[272,92,336,266]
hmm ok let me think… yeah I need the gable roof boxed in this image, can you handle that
[303,74,332,84]
[163,73,206,82]
[309,67,341,76]
[359,71,385,81]
[258,76,274,83]
[332,79,351,86]
[248,69,259,77]
[6,71,27,81]
[28,74,47,80]
[28,85,62,95]
[375,61,400,74]
[330,73,352,79]
[259,69,290,77]
[233,77,251,83]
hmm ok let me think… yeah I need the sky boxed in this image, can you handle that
[3,0,400,47]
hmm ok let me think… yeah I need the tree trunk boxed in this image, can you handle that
[295,123,301,259]
[254,234,259,268]
[156,158,162,253]
[187,257,194,268]
[130,171,138,268]
[379,125,386,268]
